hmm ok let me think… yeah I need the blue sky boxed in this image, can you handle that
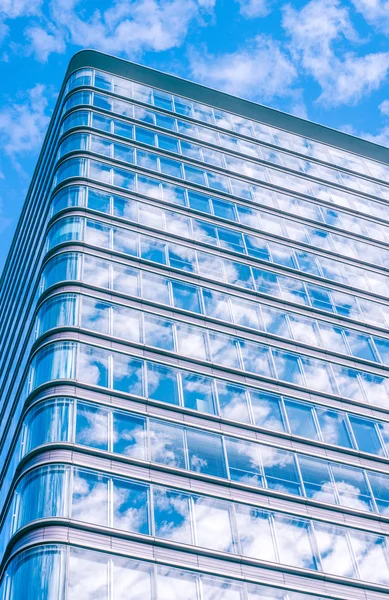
[1,0,389,273]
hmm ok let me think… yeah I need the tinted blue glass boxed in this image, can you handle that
[284,399,318,440]
[245,237,271,261]
[147,363,180,405]
[348,415,384,455]
[112,355,144,395]
[113,412,146,458]
[87,188,111,213]
[27,400,70,451]
[158,134,179,153]
[212,198,237,221]
[149,420,186,468]
[315,408,353,448]
[43,253,79,289]
[113,478,150,534]
[216,381,251,423]
[168,245,195,271]
[153,487,192,544]
[249,390,285,431]
[262,449,302,495]
[136,127,155,145]
[225,438,263,486]
[171,280,201,313]
[114,120,134,139]
[187,429,226,478]
[72,469,108,525]
[188,191,212,213]
[298,456,336,504]
[141,237,166,263]
[144,315,174,351]
[367,472,389,514]
[273,350,302,384]
[76,402,109,450]
[253,268,279,295]
[181,373,216,414]
[78,345,109,387]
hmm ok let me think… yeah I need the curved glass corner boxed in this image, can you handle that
[0,542,337,600]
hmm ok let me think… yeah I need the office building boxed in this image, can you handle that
[2,49,389,598]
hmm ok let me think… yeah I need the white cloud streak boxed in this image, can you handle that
[20,0,216,61]
[283,0,389,106]
[352,0,389,32]
[189,35,297,102]
[237,0,271,18]
[0,0,43,18]
[0,84,51,157]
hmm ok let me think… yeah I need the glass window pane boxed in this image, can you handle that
[171,280,201,313]
[332,464,373,512]
[156,567,198,600]
[273,350,303,385]
[194,496,235,553]
[112,264,140,296]
[142,272,170,305]
[149,420,186,468]
[225,438,263,486]
[235,505,276,562]
[72,469,109,526]
[187,429,226,478]
[87,188,111,213]
[314,522,356,578]
[298,455,337,504]
[113,558,152,600]
[349,414,384,456]
[240,341,273,377]
[140,237,166,264]
[176,324,208,360]
[216,381,251,423]
[315,407,353,448]
[153,487,193,544]
[112,354,144,396]
[81,297,110,334]
[249,390,285,432]
[349,530,389,585]
[144,315,174,351]
[367,472,389,515]
[112,478,150,534]
[112,305,141,343]
[113,412,146,459]
[68,547,108,600]
[78,345,109,387]
[262,447,302,496]
[284,399,318,440]
[181,373,216,414]
[147,362,180,406]
[274,516,318,571]
[76,402,109,450]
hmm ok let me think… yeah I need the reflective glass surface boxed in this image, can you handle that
[29,341,389,444]
[19,396,389,515]
[0,543,337,600]
[4,463,389,586]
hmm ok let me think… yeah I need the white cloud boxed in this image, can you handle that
[237,0,271,18]
[24,0,215,61]
[25,25,66,62]
[352,0,389,32]
[283,0,389,106]
[189,35,297,101]
[379,99,389,115]
[361,126,389,147]
[0,84,51,157]
[0,0,43,18]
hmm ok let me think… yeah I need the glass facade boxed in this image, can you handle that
[2,51,389,599]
